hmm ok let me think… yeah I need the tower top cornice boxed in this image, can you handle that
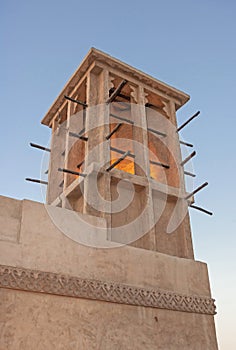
[41,47,190,126]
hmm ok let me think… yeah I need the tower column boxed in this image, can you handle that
[130,85,156,250]
[47,115,66,205]
[83,68,111,221]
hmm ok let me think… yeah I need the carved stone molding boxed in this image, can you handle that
[109,76,115,90]
[0,265,216,315]
[130,85,138,103]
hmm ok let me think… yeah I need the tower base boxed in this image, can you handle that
[0,196,218,349]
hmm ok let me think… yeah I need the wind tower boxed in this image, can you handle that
[0,48,218,349]
[41,48,202,257]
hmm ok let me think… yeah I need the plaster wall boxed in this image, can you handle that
[0,195,218,349]
[0,288,218,350]
[0,195,210,296]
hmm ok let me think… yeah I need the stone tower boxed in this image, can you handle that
[0,48,218,349]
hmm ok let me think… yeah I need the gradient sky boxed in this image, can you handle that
[1,1,236,348]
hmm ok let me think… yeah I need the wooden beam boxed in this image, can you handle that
[184,171,196,177]
[30,143,51,152]
[106,80,128,104]
[106,150,131,171]
[180,140,193,147]
[58,168,87,178]
[189,204,213,216]
[106,123,123,140]
[25,178,48,185]
[110,146,135,158]
[147,126,166,137]
[150,160,170,169]
[69,131,88,141]
[110,113,134,125]
[64,95,87,108]
[185,182,208,200]
[180,151,196,166]
[177,111,200,132]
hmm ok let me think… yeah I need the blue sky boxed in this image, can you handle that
[1,1,236,348]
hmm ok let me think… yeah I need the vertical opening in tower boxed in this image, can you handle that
[145,90,169,184]
[109,76,135,175]
[64,78,87,188]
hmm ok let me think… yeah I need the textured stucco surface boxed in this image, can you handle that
[0,195,218,349]
[0,196,211,296]
[0,288,218,350]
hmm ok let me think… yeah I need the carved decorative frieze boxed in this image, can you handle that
[109,76,115,90]
[162,101,170,117]
[95,56,184,106]
[144,91,149,105]
[0,265,216,315]
[130,86,138,103]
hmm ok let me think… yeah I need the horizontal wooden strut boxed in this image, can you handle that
[58,168,87,177]
[64,95,87,107]
[69,131,88,141]
[25,178,48,185]
[180,140,193,147]
[106,151,131,172]
[185,182,208,200]
[110,113,134,125]
[180,151,196,166]
[30,143,51,152]
[177,111,200,132]
[110,113,166,137]
[106,80,128,104]
[184,171,196,177]
[189,204,213,216]
[110,146,169,169]
[106,123,123,140]
[150,160,170,169]
[110,146,135,159]
[109,89,130,102]
[147,126,166,137]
